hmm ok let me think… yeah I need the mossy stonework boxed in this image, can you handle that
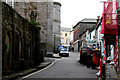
[2,2,42,75]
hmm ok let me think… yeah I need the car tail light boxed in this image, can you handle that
[88,52,89,54]
[80,50,82,55]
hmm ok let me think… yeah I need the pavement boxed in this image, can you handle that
[98,63,119,80]
[2,53,61,80]
[106,64,119,79]
[53,53,61,58]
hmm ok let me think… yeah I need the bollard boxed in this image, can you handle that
[19,58,25,70]
[101,64,106,79]
[40,49,45,62]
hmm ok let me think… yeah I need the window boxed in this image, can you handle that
[61,38,64,43]
[90,33,91,39]
[66,39,70,44]
[68,39,70,44]
[65,39,67,44]
[74,35,75,41]
[65,33,67,36]
[61,33,62,36]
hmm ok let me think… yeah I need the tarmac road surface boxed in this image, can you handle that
[21,52,98,79]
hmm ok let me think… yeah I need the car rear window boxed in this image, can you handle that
[61,48,67,51]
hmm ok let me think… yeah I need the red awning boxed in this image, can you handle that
[101,1,118,35]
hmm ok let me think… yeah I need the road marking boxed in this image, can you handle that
[21,59,59,79]
[57,58,61,60]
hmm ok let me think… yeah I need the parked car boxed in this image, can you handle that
[58,45,64,53]
[80,44,93,64]
[46,52,53,57]
[80,42,101,68]
[59,48,69,57]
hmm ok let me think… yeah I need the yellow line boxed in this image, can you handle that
[21,59,58,79]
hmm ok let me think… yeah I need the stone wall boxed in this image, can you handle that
[2,2,42,75]
[0,1,2,79]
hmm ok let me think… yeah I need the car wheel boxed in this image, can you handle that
[91,64,96,69]
[87,65,90,68]
[67,54,69,57]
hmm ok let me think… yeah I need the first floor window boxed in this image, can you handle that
[65,33,67,36]
[61,38,64,43]
[66,39,70,44]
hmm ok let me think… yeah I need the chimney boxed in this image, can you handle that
[97,16,100,24]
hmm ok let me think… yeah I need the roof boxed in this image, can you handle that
[61,27,71,32]
[79,23,96,35]
[73,19,96,36]
[80,18,97,23]
[73,18,97,29]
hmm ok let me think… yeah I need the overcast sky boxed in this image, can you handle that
[53,0,106,28]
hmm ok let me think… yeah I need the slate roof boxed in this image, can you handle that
[79,23,96,35]
[73,18,97,29]
[80,18,97,23]
[73,18,97,36]
[61,27,71,32]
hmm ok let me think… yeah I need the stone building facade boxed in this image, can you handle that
[36,2,54,52]
[13,1,61,52]
[53,2,61,52]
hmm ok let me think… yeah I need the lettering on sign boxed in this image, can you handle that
[106,15,111,24]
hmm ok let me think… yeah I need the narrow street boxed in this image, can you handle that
[2,1,120,79]
[21,52,98,79]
